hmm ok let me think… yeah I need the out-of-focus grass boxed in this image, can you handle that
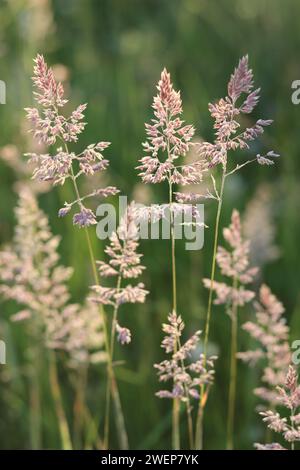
[0,0,300,449]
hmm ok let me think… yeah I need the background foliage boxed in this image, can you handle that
[0,0,300,449]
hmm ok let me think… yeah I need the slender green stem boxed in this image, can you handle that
[194,406,203,450]
[169,180,180,450]
[226,278,238,450]
[69,164,128,449]
[194,167,226,450]
[203,168,226,357]
[29,369,41,449]
[177,337,194,449]
[85,218,128,450]
[84,221,101,285]
[290,409,295,450]
[73,364,88,449]
[48,351,72,450]
[29,330,42,449]
[84,405,105,449]
[110,276,122,359]
[170,187,177,314]
[110,375,129,449]
[186,405,194,450]
[104,274,122,448]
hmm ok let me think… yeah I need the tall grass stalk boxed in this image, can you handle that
[25,55,127,449]
[29,330,42,449]
[193,56,276,448]
[73,364,88,448]
[137,68,200,450]
[104,274,123,449]
[169,179,180,450]
[177,336,194,449]
[195,166,226,449]
[226,277,238,450]
[48,351,72,450]
[69,149,128,450]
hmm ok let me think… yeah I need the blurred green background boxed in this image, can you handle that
[0,0,300,450]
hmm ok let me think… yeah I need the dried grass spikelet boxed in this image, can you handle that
[89,201,148,343]
[137,68,202,186]
[238,284,291,407]
[203,209,258,309]
[155,312,217,402]
[255,366,300,450]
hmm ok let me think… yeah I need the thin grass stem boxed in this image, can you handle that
[73,364,88,449]
[169,179,180,450]
[69,162,128,450]
[195,167,226,449]
[48,351,72,450]
[226,277,238,450]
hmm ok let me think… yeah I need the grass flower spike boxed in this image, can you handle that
[90,201,148,340]
[25,54,119,227]
[255,366,300,450]
[203,209,258,308]
[137,68,204,186]
[195,56,278,449]
[138,68,203,449]
[90,201,148,446]
[0,188,106,449]
[203,209,258,449]
[155,312,216,448]
[25,54,126,449]
[238,285,291,407]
